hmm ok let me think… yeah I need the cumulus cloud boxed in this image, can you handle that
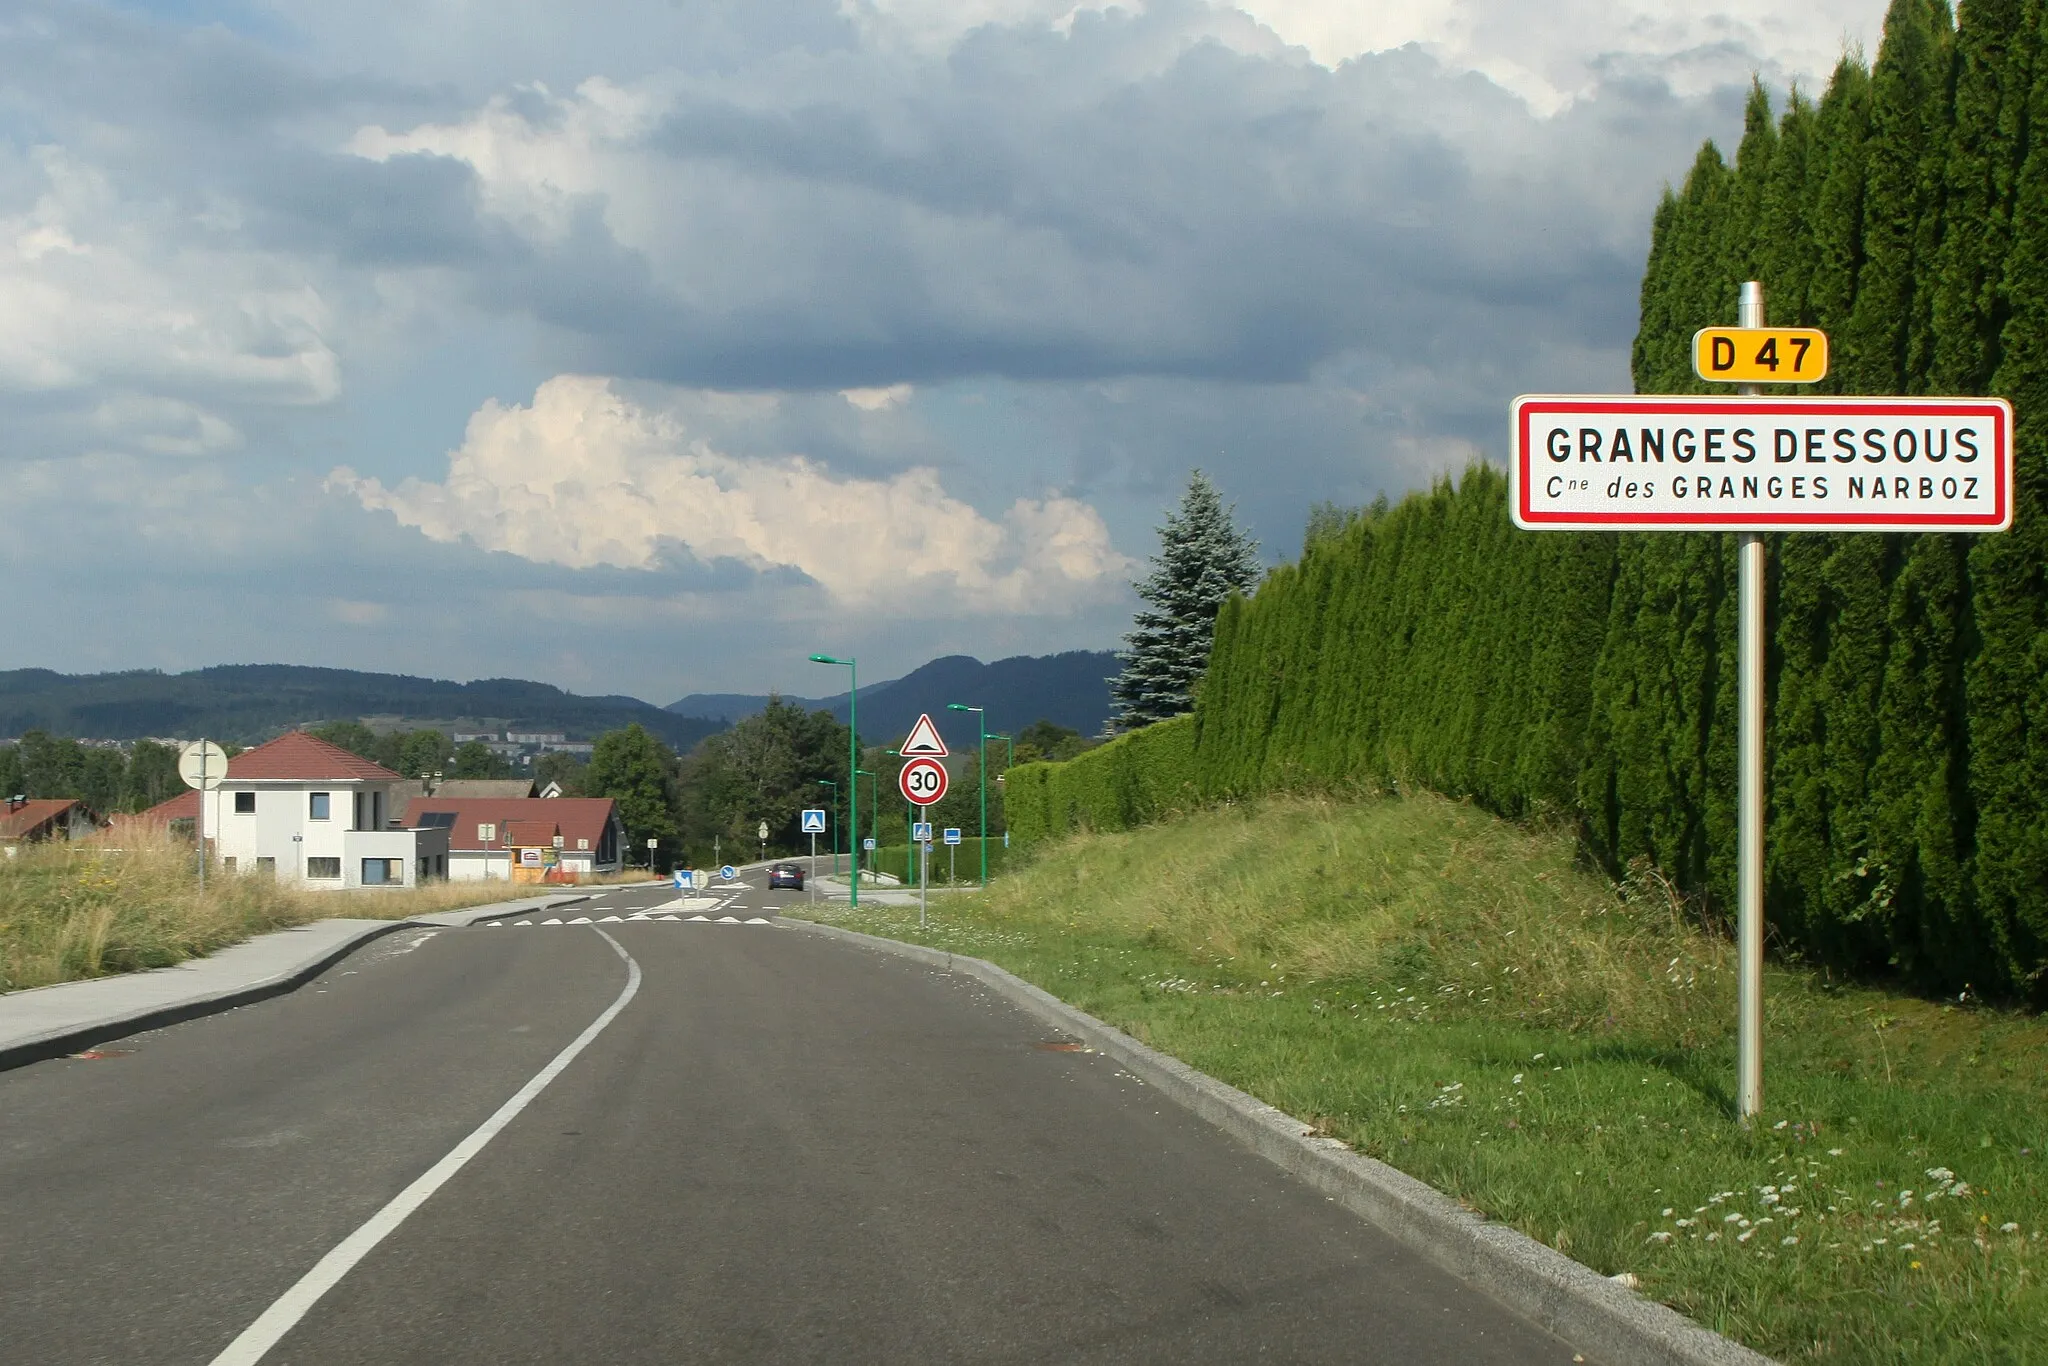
[331,375,1132,611]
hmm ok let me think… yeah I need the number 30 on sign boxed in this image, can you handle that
[898,756,949,806]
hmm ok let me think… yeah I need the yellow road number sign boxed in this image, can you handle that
[1693,327,1829,384]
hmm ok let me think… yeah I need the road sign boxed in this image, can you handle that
[899,713,949,757]
[1693,327,1829,384]
[178,740,229,791]
[801,808,827,833]
[912,821,933,843]
[721,865,737,881]
[943,827,962,846]
[758,821,769,841]
[674,869,695,889]
[1510,395,2014,532]
[863,838,876,851]
[898,756,949,806]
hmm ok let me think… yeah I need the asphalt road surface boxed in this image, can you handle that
[0,868,1587,1364]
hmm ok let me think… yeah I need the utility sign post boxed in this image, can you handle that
[802,808,827,901]
[944,827,961,886]
[178,739,228,894]
[1513,281,2016,1124]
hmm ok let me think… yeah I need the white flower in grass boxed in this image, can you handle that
[2000,1223,2020,1233]
[1738,1227,1757,1243]
[1647,1231,1673,1244]
[1828,1148,1845,1156]
[1781,1235,1799,1246]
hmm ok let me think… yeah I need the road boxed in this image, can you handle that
[0,867,1586,1364]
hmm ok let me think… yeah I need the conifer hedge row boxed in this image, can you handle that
[1013,0,2048,1001]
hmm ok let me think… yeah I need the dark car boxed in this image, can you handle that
[767,862,805,890]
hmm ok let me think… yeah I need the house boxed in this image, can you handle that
[201,732,450,888]
[109,790,200,839]
[1,797,106,851]
[394,778,534,827]
[405,797,623,881]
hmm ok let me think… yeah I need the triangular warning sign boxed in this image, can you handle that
[900,712,949,757]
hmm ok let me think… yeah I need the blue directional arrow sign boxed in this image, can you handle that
[720,865,737,881]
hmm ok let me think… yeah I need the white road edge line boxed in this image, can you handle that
[208,928,643,1366]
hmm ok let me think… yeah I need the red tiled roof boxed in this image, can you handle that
[226,732,401,782]
[408,797,619,853]
[505,819,562,848]
[115,790,201,825]
[0,798,98,841]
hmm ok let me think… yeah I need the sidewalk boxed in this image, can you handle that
[0,889,601,1072]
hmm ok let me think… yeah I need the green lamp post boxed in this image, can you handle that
[809,654,857,907]
[947,702,988,886]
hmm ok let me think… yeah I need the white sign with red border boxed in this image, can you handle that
[898,756,949,806]
[900,713,949,757]
[1511,395,2013,532]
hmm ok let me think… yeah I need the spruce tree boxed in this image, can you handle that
[1111,471,1262,730]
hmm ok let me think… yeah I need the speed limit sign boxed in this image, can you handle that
[898,756,949,806]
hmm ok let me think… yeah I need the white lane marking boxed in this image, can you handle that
[209,929,642,1366]
[686,915,708,922]
[541,918,562,925]
[625,914,652,922]
[745,918,770,925]
[567,916,593,925]
[484,922,503,928]
[512,921,532,927]
[716,916,740,924]
[597,916,622,923]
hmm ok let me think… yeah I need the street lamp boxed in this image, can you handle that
[816,778,839,875]
[809,654,858,907]
[947,702,988,887]
[887,748,914,882]
[855,767,879,886]
[989,733,1013,850]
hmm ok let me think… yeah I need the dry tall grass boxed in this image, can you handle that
[988,791,1737,1044]
[0,829,536,993]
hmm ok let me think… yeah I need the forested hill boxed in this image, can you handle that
[0,665,724,750]
[668,651,1117,741]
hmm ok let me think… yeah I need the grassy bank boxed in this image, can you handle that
[794,793,2047,1364]
[1,831,546,993]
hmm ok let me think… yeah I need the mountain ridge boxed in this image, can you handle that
[669,650,1117,741]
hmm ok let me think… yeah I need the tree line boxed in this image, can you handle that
[1013,0,2048,1003]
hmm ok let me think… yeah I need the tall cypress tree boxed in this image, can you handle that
[1110,471,1262,731]
[1843,0,1958,393]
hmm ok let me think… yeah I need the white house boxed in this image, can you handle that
[200,732,450,888]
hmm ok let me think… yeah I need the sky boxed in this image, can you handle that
[0,0,1887,707]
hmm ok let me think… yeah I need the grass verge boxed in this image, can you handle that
[1,830,560,993]
[792,791,2046,1364]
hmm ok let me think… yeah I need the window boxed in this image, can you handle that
[222,857,236,872]
[309,792,330,821]
[255,857,276,875]
[234,791,256,814]
[360,858,403,885]
[354,791,366,830]
[306,857,341,879]
[416,811,455,829]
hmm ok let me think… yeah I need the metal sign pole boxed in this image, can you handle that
[918,804,928,928]
[198,742,208,896]
[1736,280,1766,1122]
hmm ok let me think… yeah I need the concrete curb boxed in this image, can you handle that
[781,917,1775,1366]
[0,891,592,1072]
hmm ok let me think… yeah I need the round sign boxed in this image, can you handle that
[178,740,230,791]
[898,756,949,807]
[721,865,738,881]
